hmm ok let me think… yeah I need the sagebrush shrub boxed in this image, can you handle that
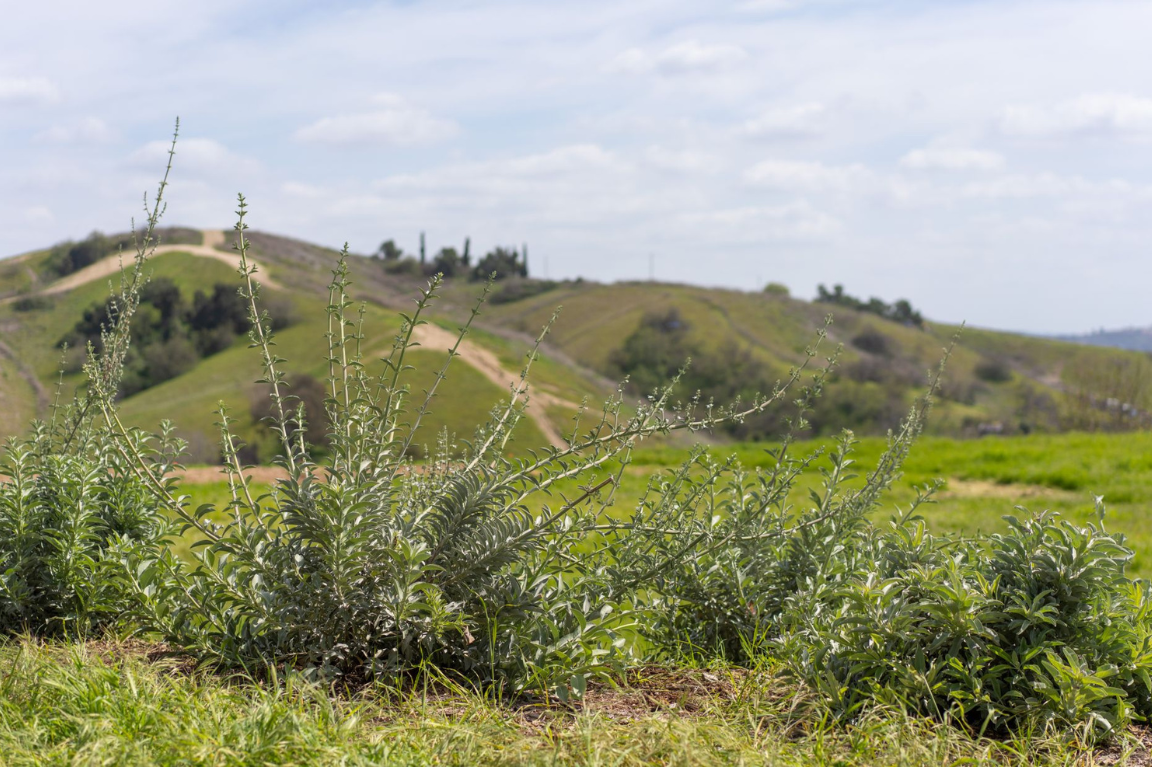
[0,133,183,637]
[110,194,833,695]
[0,428,175,636]
[777,505,1152,741]
[640,380,934,661]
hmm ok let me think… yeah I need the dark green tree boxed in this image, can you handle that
[431,247,462,277]
[376,240,403,261]
[472,246,524,281]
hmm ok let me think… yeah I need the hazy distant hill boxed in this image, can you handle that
[2,227,1149,462]
[1056,327,1152,354]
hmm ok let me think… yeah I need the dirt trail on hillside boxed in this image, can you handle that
[41,236,281,296]
[1,231,280,305]
[408,323,579,449]
[202,229,226,250]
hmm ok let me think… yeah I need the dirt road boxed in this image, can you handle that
[0,231,280,307]
[410,323,579,449]
[40,232,281,296]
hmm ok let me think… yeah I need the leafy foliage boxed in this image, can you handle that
[975,358,1013,383]
[116,199,822,695]
[11,294,54,312]
[489,278,560,305]
[45,231,121,276]
[609,309,768,405]
[471,246,527,281]
[641,366,932,662]
[249,372,331,456]
[44,227,202,277]
[0,133,184,637]
[779,505,1152,742]
[639,356,1152,740]
[0,428,175,636]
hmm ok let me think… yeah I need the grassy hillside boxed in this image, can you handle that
[479,279,1152,437]
[0,237,555,460]
[2,228,1149,457]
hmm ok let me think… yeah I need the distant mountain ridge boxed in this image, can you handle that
[1056,327,1152,353]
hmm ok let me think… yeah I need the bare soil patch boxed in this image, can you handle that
[938,478,1072,500]
[176,465,290,484]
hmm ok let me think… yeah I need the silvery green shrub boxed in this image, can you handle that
[114,195,830,695]
[778,505,1152,742]
[0,427,174,635]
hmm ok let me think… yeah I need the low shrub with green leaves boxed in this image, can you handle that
[103,182,832,695]
[640,392,1152,740]
[778,505,1152,742]
[639,373,933,662]
[0,428,174,636]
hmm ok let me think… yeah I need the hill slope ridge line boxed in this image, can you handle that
[2,231,280,304]
[409,323,576,449]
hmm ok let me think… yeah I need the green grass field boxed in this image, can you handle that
[175,430,1152,574]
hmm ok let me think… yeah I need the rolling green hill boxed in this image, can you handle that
[2,228,1148,461]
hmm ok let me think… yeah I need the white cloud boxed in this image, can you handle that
[500,144,619,176]
[376,144,622,192]
[607,48,649,75]
[34,117,114,144]
[959,172,1146,200]
[657,41,748,75]
[1000,93,1152,138]
[0,75,58,104]
[21,206,53,224]
[737,0,802,12]
[743,159,871,193]
[281,181,328,198]
[643,146,717,173]
[129,137,259,176]
[900,146,1005,172]
[688,201,840,239]
[740,102,826,140]
[295,94,458,147]
[608,40,748,76]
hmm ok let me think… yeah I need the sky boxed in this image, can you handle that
[3,0,1152,335]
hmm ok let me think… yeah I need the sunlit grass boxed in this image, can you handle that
[0,637,1122,767]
